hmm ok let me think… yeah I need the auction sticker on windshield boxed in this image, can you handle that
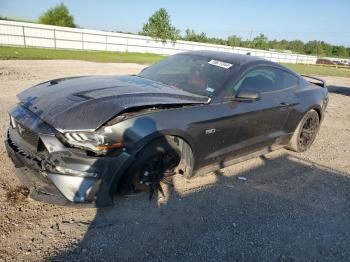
[208,59,233,69]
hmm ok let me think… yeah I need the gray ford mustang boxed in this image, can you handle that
[5,51,328,206]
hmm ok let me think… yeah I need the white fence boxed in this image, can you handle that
[0,20,318,64]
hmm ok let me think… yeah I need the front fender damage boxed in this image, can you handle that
[6,128,134,207]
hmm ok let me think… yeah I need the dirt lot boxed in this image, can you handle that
[0,60,349,261]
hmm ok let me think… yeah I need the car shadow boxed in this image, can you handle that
[327,85,350,97]
[49,151,350,261]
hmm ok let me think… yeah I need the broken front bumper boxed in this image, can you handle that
[5,106,134,207]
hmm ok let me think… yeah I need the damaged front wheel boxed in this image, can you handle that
[122,137,181,200]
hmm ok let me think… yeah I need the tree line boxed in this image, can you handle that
[141,8,349,58]
[182,31,349,58]
[2,4,349,58]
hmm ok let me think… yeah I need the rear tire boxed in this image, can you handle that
[286,109,320,152]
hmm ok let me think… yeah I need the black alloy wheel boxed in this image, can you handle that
[298,112,320,151]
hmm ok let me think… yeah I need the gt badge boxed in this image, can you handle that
[205,128,216,134]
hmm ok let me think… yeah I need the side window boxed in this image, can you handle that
[234,67,298,93]
[281,71,298,89]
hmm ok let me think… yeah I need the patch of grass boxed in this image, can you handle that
[283,63,350,78]
[0,46,165,64]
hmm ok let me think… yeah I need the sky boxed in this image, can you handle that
[1,0,349,47]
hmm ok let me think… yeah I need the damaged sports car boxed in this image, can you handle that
[5,51,328,206]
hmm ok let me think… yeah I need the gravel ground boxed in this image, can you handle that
[0,60,349,261]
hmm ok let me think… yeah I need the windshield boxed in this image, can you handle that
[138,54,234,96]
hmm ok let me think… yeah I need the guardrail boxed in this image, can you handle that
[0,20,318,64]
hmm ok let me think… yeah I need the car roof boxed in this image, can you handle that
[180,50,298,76]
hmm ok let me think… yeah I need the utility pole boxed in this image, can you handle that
[249,28,253,48]
[249,28,253,41]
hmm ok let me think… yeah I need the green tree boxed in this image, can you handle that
[207,37,226,45]
[227,35,242,47]
[184,29,196,41]
[304,41,318,55]
[239,39,251,48]
[269,39,289,51]
[287,40,305,53]
[184,29,203,42]
[252,34,268,50]
[39,3,76,27]
[304,40,328,56]
[141,8,180,43]
[197,32,208,43]
[183,29,229,45]
[332,45,348,57]
[320,42,333,56]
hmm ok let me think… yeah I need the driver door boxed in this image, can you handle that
[199,66,298,164]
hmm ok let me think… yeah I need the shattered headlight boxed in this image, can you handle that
[62,132,123,153]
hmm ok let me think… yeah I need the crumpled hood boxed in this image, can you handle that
[17,75,208,131]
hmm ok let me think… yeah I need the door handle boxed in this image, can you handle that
[280,102,299,107]
[280,102,291,106]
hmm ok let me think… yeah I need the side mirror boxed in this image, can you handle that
[233,89,261,102]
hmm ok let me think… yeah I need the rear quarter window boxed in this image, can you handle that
[281,71,298,89]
